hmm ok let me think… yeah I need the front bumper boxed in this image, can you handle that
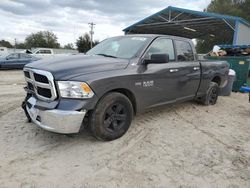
[25,97,86,134]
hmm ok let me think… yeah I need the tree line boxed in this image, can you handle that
[0,30,99,53]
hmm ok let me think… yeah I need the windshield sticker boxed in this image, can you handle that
[131,37,147,41]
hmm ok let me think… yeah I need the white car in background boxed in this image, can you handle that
[30,48,78,58]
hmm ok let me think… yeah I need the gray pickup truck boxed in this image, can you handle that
[22,35,229,141]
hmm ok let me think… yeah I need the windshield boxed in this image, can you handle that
[32,49,40,54]
[87,36,151,59]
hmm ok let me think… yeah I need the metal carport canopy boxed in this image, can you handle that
[123,6,250,45]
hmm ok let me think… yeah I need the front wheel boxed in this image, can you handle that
[200,82,219,105]
[90,92,133,141]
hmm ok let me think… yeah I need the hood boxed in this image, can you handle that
[25,54,130,80]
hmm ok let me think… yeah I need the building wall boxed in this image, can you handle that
[235,22,250,45]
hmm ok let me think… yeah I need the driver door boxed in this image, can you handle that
[138,38,179,108]
[2,53,21,69]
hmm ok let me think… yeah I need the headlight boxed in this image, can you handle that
[57,81,94,99]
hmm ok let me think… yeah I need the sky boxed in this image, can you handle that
[0,0,211,46]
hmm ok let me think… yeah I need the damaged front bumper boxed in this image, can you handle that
[24,96,86,134]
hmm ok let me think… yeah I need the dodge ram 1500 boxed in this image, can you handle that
[22,35,229,141]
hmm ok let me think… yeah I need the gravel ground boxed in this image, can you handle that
[0,70,250,188]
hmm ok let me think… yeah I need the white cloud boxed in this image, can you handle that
[0,0,211,46]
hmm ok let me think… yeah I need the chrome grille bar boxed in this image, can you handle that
[23,68,57,101]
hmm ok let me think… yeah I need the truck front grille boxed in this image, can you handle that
[27,82,34,91]
[23,68,57,101]
[34,73,49,83]
[37,87,52,98]
[24,71,30,78]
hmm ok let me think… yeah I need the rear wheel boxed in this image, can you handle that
[90,92,133,141]
[200,82,219,105]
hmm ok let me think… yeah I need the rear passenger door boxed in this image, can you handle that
[173,40,201,101]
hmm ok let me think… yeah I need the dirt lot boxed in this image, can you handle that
[0,70,250,188]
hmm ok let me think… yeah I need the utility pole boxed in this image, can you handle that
[88,22,95,48]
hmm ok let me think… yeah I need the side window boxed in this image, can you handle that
[36,50,51,54]
[44,50,52,54]
[20,53,32,59]
[175,40,194,61]
[7,53,19,60]
[146,38,175,61]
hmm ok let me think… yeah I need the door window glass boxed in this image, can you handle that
[6,53,19,60]
[37,50,52,54]
[43,50,52,54]
[146,38,175,61]
[20,53,32,59]
[175,40,194,61]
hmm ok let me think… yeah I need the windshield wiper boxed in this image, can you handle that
[97,53,117,58]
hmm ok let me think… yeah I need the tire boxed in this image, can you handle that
[201,82,219,106]
[90,92,133,141]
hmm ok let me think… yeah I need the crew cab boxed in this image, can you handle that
[22,35,229,141]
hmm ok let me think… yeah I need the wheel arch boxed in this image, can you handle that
[105,88,137,115]
[211,76,221,87]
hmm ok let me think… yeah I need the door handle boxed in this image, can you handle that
[193,67,200,71]
[169,69,179,73]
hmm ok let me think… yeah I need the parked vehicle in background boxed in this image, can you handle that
[29,48,78,58]
[0,53,40,69]
[22,34,229,141]
[32,48,55,57]
[0,47,30,57]
[0,47,8,56]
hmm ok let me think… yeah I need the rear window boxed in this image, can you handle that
[175,40,194,61]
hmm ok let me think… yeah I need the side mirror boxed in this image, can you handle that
[144,53,169,64]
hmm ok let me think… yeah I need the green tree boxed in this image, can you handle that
[196,0,250,53]
[0,40,13,48]
[63,43,75,50]
[16,42,27,49]
[93,40,99,46]
[76,33,99,53]
[76,33,91,53]
[239,0,250,22]
[25,31,60,49]
[206,0,243,17]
